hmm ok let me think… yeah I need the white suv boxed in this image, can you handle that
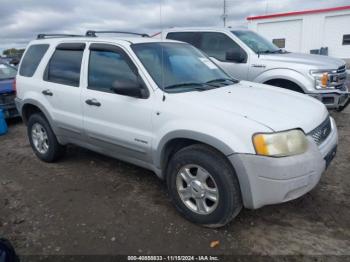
[15,31,338,227]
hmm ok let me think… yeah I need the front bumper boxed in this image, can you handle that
[229,117,338,209]
[307,88,350,110]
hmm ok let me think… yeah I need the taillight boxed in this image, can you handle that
[12,77,16,92]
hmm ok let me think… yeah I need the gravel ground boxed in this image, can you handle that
[0,108,349,257]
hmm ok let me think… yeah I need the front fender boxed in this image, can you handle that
[152,118,260,172]
[154,129,234,169]
[253,68,314,92]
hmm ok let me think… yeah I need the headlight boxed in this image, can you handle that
[253,129,308,157]
[310,69,336,89]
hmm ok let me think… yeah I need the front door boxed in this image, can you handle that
[81,43,154,163]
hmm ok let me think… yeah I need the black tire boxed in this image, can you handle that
[166,144,242,227]
[27,113,65,162]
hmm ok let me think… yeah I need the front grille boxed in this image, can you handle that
[0,92,16,106]
[308,117,332,146]
[337,65,346,74]
[328,65,347,89]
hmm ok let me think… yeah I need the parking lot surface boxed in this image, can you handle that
[0,109,350,256]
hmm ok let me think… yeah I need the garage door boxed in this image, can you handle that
[323,14,350,59]
[257,19,302,52]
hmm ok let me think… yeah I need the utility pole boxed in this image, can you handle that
[222,0,227,27]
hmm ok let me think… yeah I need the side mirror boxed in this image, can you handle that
[111,79,147,98]
[225,49,246,63]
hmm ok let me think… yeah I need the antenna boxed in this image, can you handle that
[222,0,227,27]
[160,0,163,39]
[160,0,166,101]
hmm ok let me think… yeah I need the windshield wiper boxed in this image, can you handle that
[258,49,284,55]
[163,82,211,91]
[206,78,238,84]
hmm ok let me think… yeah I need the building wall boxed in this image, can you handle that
[248,9,350,61]
[257,19,303,52]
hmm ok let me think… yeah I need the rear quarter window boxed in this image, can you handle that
[19,44,49,77]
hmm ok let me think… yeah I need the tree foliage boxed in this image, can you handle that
[2,48,25,57]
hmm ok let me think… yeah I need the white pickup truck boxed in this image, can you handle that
[162,27,349,111]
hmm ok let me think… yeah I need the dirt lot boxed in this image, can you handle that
[0,109,350,257]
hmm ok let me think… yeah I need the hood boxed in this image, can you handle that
[260,52,345,69]
[175,81,328,133]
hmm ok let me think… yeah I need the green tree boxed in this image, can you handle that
[2,48,25,57]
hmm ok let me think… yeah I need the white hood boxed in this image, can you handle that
[260,52,345,69]
[175,81,328,133]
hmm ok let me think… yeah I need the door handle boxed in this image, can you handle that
[85,99,101,107]
[42,89,53,96]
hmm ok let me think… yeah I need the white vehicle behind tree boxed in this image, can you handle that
[162,28,349,111]
[15,31,338,227]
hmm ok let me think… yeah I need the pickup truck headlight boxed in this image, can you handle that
[253,129,308,157]
[310,69,336,89]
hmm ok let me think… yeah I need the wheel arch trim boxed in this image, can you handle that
[17,98,59,134]
[154,130,235,176]
[253,68,312,92]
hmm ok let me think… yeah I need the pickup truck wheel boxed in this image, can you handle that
[27,113,65,162]
[166,144,242,227]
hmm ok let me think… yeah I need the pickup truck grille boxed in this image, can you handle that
[308,117,332,146]
[337,65,346,74]
[330,65,347,89]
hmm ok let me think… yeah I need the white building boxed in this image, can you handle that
[247,6,350,65]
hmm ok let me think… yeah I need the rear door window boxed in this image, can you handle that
[19,44,49,77]
[44,43,85,87]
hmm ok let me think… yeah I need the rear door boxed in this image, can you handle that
[41,43,85,141]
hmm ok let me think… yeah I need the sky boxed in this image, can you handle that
[1,0,349,53]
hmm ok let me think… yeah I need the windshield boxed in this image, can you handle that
[0,63,17,80]
[131,42,237,93]
[232,30,281,54]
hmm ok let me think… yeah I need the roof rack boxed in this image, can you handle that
[37,34,85,39]
[85,30,149,38]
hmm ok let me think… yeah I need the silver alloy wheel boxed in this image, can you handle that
[31,123,49,154]
[176,164,219,215]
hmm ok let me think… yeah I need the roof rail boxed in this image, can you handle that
[37,34,85,39]
[85,30,149,38]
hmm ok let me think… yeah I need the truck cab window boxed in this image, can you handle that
[198,32,246,62]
